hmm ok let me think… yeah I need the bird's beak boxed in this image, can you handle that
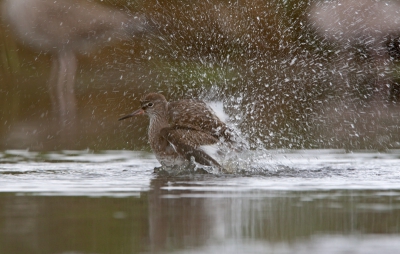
[118,108,144,121]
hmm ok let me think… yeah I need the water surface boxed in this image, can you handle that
[1,150,400,254]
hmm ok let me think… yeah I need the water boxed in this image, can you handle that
[1,150,400,254]
[2,1,400,253]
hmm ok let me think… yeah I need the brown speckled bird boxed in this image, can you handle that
[119,93,241,170]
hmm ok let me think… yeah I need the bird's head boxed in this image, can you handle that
[118,93,167,121]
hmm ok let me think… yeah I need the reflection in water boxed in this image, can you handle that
[2,196,40,254]
[148,178,212,252]
[145,177,400,253]
[1,151,400,253]
[0,182,400,253]
[0,195,150,254]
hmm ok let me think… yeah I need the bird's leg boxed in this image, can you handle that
[160,128,224,171]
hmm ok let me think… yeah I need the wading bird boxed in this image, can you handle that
[119,93,244,171]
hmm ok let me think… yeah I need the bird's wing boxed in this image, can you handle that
[160,127,222,169]
[168,99,238,144]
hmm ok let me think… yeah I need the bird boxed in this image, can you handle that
[118,93,244,171]
[2,0,151,125]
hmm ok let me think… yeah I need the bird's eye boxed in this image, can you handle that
[147,102,154,107]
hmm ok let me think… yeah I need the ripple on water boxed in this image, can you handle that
[166,235,400,254]
[0,150,400,195]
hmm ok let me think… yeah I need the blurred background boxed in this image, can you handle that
[1,0,400,151]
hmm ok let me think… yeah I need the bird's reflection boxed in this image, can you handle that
[1,179,399,253]
[2,0,150,128]
[147,176,213,252]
